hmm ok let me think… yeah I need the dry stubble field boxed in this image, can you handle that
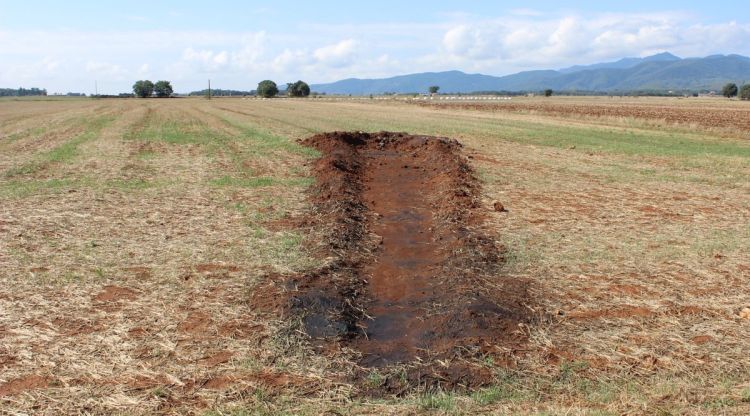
[1,96,749,415]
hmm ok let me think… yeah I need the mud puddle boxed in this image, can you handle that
[278,131,532,390]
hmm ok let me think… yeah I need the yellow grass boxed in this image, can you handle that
[1,96,749,415]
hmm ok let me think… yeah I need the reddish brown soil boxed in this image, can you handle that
[203,375,234,390]
[218,321,264,338]
[279,131,532,392]
[94,285,138,302]
[199,351,234,367]
[0,375,49,397]
[691,335,713,345]
[178,312,212,335]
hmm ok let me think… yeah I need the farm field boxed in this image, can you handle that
[412,96,750,134]
[1,96,750,415]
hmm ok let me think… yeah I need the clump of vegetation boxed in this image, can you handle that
[722,82,738,98]
[286,80,311,97]
[133,80,173,98]
[429,85,440,94]
[257,80,279,98]
[740,84,750,100]
[153,80,174,98]
[544,89,554,97]
[132,80,155,98]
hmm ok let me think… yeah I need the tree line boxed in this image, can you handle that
[188,89,254,96]
[0,87,47,97]
[256,80,310,97]
[722,83,750,100]
[129,79,313,98]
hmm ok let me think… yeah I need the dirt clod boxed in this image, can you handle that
[493,201,507,212]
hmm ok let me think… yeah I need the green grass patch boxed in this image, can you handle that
[472,380,531,405]
[4,115,113,177]
[703,396,738,410]
[46,116,112,163]
[214,114,319,157]
[128,118,221,145]
[0,178,81,198]
[488,119,750,159]
[418,391,457,412]
[210,175,313,188]
[135,149,157,160]
[4,162,44,177]
[0,126,47,148]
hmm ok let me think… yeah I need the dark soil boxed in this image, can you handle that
[278,131,533,393]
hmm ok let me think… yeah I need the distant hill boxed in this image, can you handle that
[558,52,681,74]
[311,53,750,94]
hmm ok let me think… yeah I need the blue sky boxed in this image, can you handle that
[2,1,749,93]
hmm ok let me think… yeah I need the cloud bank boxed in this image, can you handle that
[2,11,749,93]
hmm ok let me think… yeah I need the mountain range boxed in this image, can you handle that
[310,53,750,95]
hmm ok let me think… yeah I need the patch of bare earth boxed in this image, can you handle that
[268,131,534,394]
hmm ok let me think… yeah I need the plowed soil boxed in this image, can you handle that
[415,100,750,131]
[281,131,532,389]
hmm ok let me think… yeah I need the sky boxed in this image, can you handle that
[2,0,749,94]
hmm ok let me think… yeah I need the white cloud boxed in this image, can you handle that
[272,49,309,72]
[85,61,125,76]
[232,32,268,70]
[313,39,358,67]
[181,47,230,72]
[443,25,500,59]
[435,13,750,69]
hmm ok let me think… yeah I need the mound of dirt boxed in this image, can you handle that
[277,131,532,392]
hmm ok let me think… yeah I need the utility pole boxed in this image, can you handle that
[95,80,98,96]
[207,79,211,100]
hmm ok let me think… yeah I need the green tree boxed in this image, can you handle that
[257,80,278,98]
[722,83,738,98]
[544,89,553,97]
[154,80,173,98]
[740,84,750,100]
[428,85,439,94]
[287,80,311,97]
[133,80,154,98]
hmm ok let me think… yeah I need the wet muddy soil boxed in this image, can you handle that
[278,131,533,390]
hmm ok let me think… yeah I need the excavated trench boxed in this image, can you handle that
[281,131,532,390]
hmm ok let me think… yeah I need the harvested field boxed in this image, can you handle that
[1,96,750,414]
[276,132,530,388]
[413,97,750,134]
